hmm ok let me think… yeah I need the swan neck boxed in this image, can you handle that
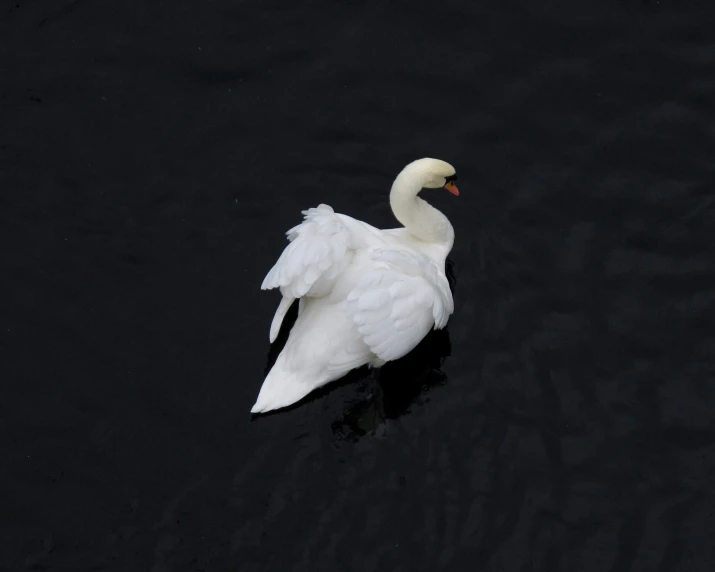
[389,171,454,248]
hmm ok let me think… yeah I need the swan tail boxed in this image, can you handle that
[269,295,295,343]
[251,357,320,414]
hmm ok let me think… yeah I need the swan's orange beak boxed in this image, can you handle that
[444,181,459,196]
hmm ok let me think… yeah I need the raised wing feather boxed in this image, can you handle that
[261,204,354,298]
[343,248,454,362]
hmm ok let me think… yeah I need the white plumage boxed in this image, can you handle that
[252,158,459,413]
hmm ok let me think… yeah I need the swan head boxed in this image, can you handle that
[400,158,459,196]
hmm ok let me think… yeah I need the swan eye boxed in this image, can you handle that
[445,174,457,183]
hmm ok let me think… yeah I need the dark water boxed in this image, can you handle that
[2,1,715,570]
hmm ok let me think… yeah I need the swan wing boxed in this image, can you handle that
[261,204,355,299]
[343,247,454,362]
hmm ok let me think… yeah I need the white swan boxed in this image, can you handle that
[251,158,459,414]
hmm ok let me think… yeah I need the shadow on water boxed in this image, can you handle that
[255,260,457,439]
[331,322,452,442]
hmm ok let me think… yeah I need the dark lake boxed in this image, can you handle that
[2,1,714,570]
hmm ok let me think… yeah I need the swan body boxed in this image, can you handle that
[252,158,459,414]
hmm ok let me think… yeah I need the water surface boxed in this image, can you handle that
[1,1,714,570]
